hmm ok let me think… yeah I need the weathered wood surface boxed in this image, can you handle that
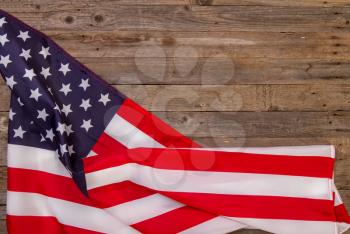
[1,1,350,233]
[1,5,350,32]
[0,84,350,111]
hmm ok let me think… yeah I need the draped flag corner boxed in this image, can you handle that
[0,9,350,234]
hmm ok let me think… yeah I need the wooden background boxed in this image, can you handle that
[1,0,350,233]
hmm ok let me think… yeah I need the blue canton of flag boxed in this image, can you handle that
[0,10,125,193]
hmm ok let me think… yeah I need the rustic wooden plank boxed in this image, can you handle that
[0,168,5,205]
[0,0,350,8]
[0,112,350,162]
[3,57,350,85]
[1,6,350,32]
[0,84,266,112]
[149,111,350,138]
[70,58,350,85]
[105,84,350,111]
[2,84,350,112]
[1,0,350,7]
[0,219,5,234]
[0,0,188,8]
[191,0,350,7]
[29,31,350,59]
[266,84,350,111]
[1,111,350,165]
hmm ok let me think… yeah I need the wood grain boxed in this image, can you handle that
[28,31,350,59]
[0,84,350,111]
[0,4,350,32]
[1,1,350,233]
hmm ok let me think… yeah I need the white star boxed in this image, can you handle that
[80,98,92,111]
[68,145,75,156]
[13,126,26,139]
[40,134,46,142]
[65,124,74,136]
[61,104,72,116]
[23,68,36,81]
[29,88,42,101]
[0,17,7,27]
[39,46,51,59]
[79,78,90,91]
[56,122,66,135]
[99,93,111,106]
[17,97,24,106]
[40,66,51,79]
[37,108,49,121]
[59,63,71,76]
[19,48,31,61]
[9,109,16,121]
[81,119,93,132]
[5,75,17,89]
[48,88,54,96]
[59,83,72,96]
[45,129,55,141]
[0,54,11,68]
[60,144,68,155]
[53,104,61,112]
[0,33,9,46]
[17,30,31,42]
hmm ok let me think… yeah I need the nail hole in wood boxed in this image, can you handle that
[65,16,74,24]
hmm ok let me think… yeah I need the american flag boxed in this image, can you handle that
[1,9,350,234]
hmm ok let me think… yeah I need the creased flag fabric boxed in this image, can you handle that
[0,9,350,234]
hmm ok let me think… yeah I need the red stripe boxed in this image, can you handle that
[8,168,93,206]
[160,191,336,221]
[7,215,101,234]
[117,99,199,148]
[130,147,334,178]
[92,132,127,156]
[84,146,334,178]
[84,154,128,174]
[335,204,350,223]
[88,181,156,208]
[132,206,215,234]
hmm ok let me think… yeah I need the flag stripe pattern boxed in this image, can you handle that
[82,100,349,234]
[1,9,350,234]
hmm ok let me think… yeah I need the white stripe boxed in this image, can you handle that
[232,217,337,234]
[86,150,97,157]
[337,222,350,234]
[105,194,184,225]
[334,185,343,206]
[179,216,245,234]
[7,144,70,177]
[185,145,335,158]
[7,191,139,234]
[105,114,164,149]
[86,163,332,200]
